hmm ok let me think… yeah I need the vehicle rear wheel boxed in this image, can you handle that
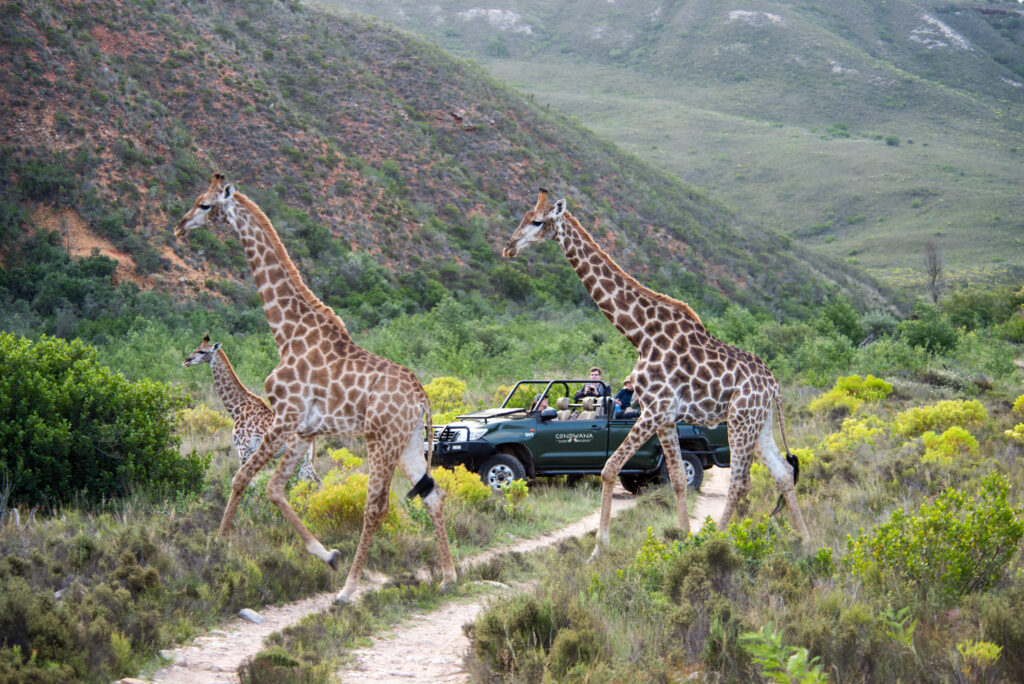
[478,453,526,492]
[620,452,704,493]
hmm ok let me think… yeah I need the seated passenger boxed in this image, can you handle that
[574,366,610,401]
[529,394,549,413]
[613,378,635,419]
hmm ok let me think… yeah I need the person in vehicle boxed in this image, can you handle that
[574,366,609,401]
[613,377,636,419]
[529,394,549,413]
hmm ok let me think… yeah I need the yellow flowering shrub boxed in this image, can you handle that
[177,404,233,437]
[808,375,892,415]
[432,464,492,505]
[920,426,979,466]
[424,376,472,424]
[819,416,887,454]
[1013,394,1024,414]
[892,400,987,438]
[289,447,403,536]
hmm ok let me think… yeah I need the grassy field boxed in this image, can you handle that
[480,55,1024,287]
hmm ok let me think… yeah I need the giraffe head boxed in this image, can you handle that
[183,333,222,368]
[174,173,236,238]
[502,187,567,258]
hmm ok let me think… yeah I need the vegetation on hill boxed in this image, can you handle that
[326,0,1024,286]
[0,0,892,333]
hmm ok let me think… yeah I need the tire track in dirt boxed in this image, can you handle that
[140,473,728,684]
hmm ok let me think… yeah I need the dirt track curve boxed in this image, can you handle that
[139,471,729,684]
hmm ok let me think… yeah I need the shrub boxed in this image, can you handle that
[809,375,892,416]
[833,375,893,402]
[741,624,830,684]
[432,464,491,506]
[819,416,887,455]
[892,400,987,438]
[177,405,233,438]
[898,302,957,354]
[845,472,1024,605]
[919,426,979,466]
[289,449,403,537]
[423,376,472,424]
[1012,394,1024,415]
[0,334,207,506]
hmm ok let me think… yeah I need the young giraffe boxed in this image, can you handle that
[183,333,320,485]
[175,174,456,603]
[503,188,810,557]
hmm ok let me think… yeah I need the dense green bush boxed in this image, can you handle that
[845,472,1023,605]
[0,333,207,506]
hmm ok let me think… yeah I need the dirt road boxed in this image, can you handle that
[144,472,729,684]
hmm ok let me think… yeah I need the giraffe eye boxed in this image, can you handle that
[531,220,543,227]
[199,204,211,211]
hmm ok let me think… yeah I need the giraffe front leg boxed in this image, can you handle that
[590,416,659,562]
[220,425,286,536]
[657,425,690,536]
[266,436,341,569]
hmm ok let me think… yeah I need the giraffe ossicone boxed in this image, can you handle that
[175,174,456,603]
[503,188,810,557]
[182,333,320,485]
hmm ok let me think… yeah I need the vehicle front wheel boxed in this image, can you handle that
[620,452,704,493]
[478,453,527,492]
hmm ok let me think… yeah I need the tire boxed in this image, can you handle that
[618,473,645,495]
[681,452,704,491]
[621,452,704,493]
[478,453,526,492]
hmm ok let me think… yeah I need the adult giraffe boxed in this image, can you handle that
[183,333,320,484]
[175,174,456,603]
[503,188,809,557]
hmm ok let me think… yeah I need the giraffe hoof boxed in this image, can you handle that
[439,576,457,594]
[333,590,353,606]
[587,546,601,564]
[326,549,342,571]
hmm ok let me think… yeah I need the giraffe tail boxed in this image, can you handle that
[770,394,800,517]
[406,397,436,501]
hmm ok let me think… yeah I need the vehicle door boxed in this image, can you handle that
[531,410,609,470]
[607,410,662,470]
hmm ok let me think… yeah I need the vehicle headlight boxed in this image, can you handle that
[467,426,491,440]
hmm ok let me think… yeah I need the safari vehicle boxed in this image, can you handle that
[431,379,730,493]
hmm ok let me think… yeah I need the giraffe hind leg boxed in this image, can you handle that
[756,419,810,539]
[220,426,286,536]
[335,451,394,605]
[657,424,690,535]
[396,425,457,592]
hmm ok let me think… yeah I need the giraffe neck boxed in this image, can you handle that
[209,350,262,422]
[225,192,350,350]
[555,210,703,348]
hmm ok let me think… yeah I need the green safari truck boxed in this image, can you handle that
[431,379,730,492]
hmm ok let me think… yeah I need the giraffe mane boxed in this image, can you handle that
[233,191,352,340]
[562,210,704,328]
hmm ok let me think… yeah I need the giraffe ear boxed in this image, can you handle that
[212,342,222,352]
[553,199,567,217]
[222,184,234,200]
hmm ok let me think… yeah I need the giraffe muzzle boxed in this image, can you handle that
[502,242,518,258]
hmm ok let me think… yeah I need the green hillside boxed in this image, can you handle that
[0,0,894,341]
[322,0,1024,288]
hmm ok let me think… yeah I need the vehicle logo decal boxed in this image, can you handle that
[554,432,594,444]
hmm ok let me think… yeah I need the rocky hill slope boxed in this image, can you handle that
[0,0,893,323]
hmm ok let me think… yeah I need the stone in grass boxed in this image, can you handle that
[238,608,265,623]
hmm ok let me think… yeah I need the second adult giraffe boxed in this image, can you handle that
[175,174,456,603]
[503,188,810,556]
